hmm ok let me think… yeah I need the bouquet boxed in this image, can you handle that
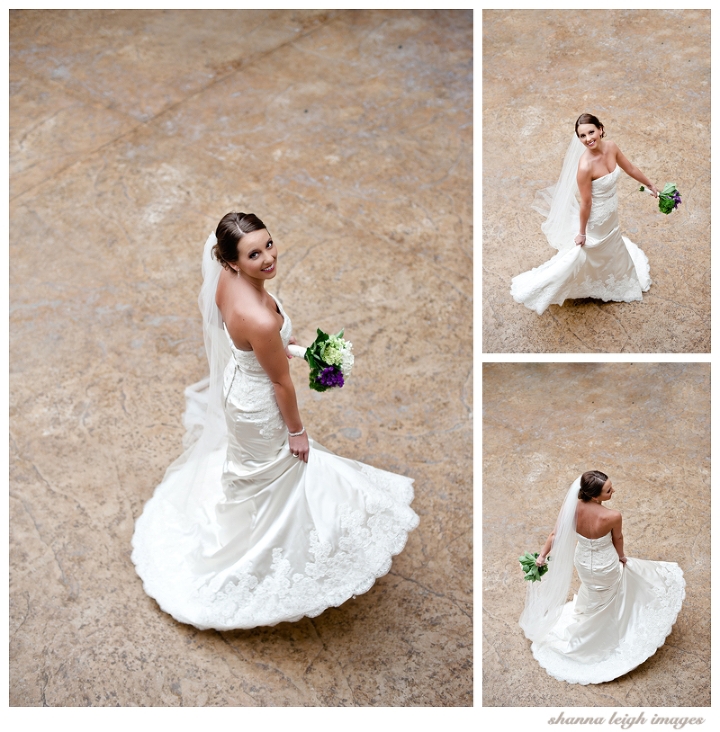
[518,551,550,582]
[639,182,682,214]
[288,328,354,392]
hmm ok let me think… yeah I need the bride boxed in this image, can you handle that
[519,471,684,685]
[131,212,419,631]
[511,114,659,315]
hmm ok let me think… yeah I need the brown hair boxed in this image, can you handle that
[578,470,609,501]
[575,113,605,139]
[212,212,267,271]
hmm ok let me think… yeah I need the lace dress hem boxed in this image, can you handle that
[131,462,418,631]
[530,561,685,684]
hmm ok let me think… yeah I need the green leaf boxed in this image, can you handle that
[519,549,549,581]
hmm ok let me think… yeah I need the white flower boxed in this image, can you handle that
[340,343,354,377]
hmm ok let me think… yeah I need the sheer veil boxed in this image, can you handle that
[155,232,230,513]
[519,476,580,643]
[531,134,585,252]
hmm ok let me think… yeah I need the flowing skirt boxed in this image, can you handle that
[512,167,651,315]
[132,367,419,631]
[530,534,684,684]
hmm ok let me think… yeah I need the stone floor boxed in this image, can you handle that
[483,363,710,707]
[482,10,710,353]
[9,10,472,707]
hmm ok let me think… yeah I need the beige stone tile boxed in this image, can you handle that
[9,70,137,199]
[9,9,337,122]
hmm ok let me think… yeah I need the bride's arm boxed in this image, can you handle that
[575,163,592,245]
[536,529,555,566]
[610,511,627,564]
[249,317,310,462]
[615,145,659,197]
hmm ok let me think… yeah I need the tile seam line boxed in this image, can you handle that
[9,14,341,204]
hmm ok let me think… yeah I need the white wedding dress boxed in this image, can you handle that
[530,532,685,684]
[511,166,651,315]
[131,244,419,631]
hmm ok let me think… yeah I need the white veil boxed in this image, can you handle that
[531,134,585,252]
[191,231,230,453]
[157,232,230,513]
[519,476,579,643]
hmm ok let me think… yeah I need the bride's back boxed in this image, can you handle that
[575,499,618,539]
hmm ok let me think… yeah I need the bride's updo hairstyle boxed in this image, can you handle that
[213,212,267,271]
[578,470,609,501]
[575,113,605,139]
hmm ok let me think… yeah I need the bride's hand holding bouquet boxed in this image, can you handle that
[519,551,550,582]
[288,328,354,392]
[639,182,682,214]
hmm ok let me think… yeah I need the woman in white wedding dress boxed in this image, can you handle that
[511,114,659,315]
[131,212,419,631]
[519,471,684,685]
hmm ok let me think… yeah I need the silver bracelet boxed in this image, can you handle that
[288,426,305,437]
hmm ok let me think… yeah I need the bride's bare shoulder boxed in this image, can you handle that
[603,507,622,524]
[217,275,275,342]
[577,151,593,171]
[577,153,593,182]
[231,295,277,335]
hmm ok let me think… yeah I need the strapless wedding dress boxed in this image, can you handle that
[511,167,651,315]
[131,295,419,630]
[530,532,684,685]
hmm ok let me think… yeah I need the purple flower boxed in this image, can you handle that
[317,366,344,388]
